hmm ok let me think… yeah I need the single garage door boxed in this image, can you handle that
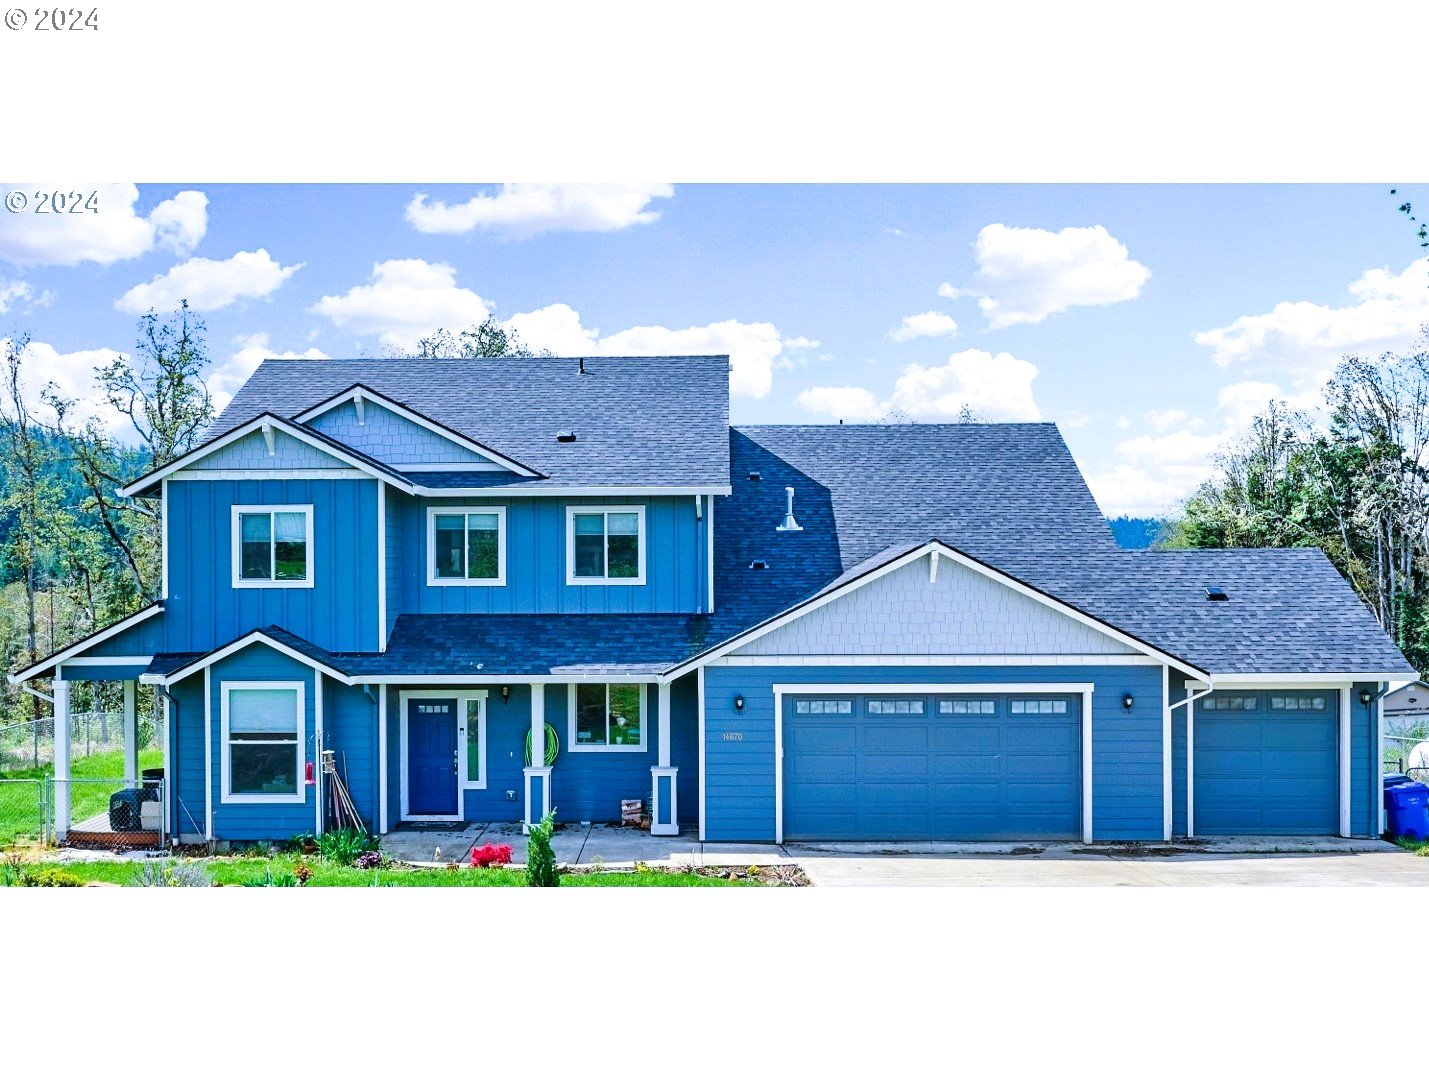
[1194,692,1338,835]
[782,692,1082,841]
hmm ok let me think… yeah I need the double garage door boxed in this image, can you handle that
[1194,692,1339,835]
[782,692,1083,841]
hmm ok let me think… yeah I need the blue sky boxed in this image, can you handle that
[2,182,1426,516]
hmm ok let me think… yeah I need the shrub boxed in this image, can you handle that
[470,843,513,868]
[316,827,378,866]
[3,866,88,887]
[525,811,559,887]
[130,859,213,887]
[241,866,300,887]
[293,862,313,886]
[354,850,383,870]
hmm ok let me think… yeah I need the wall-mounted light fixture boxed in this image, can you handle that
[1121,693,1134,711]
[1359,688,1373,706]
[734,694,745,712]
[501,685,511,704]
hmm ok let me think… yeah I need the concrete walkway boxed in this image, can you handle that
[379,825,1429,885]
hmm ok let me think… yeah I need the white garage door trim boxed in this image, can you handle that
[772,682,1095,846]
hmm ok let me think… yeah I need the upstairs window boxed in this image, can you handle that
[232,506,313,588]
[570,682,646,751]
[567,507,645,585]
[428,507,506,586]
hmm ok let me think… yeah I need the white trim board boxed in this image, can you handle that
[712,654,1163,667]
[664,541,1207,682]
[292,385,542,478]
[154,631,354,687]
[415,484,731,498]
[1209,673,1419,685]
[397,688,488,822]
[8,604,165,685]
[120,414,417,498]
[769,682,1094,846]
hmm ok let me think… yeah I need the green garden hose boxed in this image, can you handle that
[524,723,560,766]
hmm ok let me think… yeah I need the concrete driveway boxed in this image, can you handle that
[785,844,1429,887]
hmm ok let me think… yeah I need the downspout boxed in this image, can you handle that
[1166,681,1215,839]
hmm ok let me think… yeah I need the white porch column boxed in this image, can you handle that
[122,679,138,784]
[53,678,71,839]
[523,682,551,832]
[651,681,678,836]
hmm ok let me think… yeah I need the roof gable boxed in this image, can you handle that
[295,385,541,476]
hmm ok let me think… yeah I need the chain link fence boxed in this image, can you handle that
[0,709,161,774]
[0,776,166,847]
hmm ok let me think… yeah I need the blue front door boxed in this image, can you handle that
[408,698,459,817]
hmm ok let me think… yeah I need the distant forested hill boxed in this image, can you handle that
[1107,516,1165,549]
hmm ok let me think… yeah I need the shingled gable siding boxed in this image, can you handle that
[378,680,699,826]
[739,555,1137,657]
[307,399,501,469]
[386,494,706,614]
[188,427,353,471]
[164,478,380,652]
[702,664,1165,843]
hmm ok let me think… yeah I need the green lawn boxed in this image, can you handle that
[1395,837,1429,858]
[4,854,761,887]
[0,748,163,845]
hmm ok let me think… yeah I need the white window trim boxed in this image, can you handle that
[565,505,647,586]
[220,680,306,805]
[426,505,507,587]
[231,504,315,589]
[567,682,649,753]
[398,688,488,821]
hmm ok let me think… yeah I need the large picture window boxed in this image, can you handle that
[427,507,506,586]
[566,506,645,585]
[232,506,313,588]
[221,681,304,803]
[569,682,646,751]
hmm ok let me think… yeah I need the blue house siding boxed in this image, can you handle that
[207,645,317,843]
[86,611,170,658]
[165,477,381,652]
[168,675,206,839]
[701,663,1165,843]
[309,399,493,468]
[190,428,351,470]
[387,494,707,615]
[384,485,402,637]
[325,681,380,830]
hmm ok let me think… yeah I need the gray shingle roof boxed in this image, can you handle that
[208,356,732,489]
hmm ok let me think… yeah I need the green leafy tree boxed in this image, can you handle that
[398,316,551,360]
[524,810,560,887]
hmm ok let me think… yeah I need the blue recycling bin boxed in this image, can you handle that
[1384,780,1429,840]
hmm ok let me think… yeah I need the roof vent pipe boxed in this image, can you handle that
[577,357,586,375]
[776,486,803,532]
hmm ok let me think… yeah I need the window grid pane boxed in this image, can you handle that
[574,683,607,745]
[794,699,853,715]
[940,699,996,715]
[867,699,925,714]
[1010,699,1069,714]
[465,514,499,579]
[608,684,642,746]
[240,512,272,580]
[573,513,606,578]
[465,698,482,780]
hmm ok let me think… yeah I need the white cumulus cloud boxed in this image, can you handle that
[888,310,959,342]
[311,259,493,349]
[0,185,207,267]
[797,349,1042,423]
[0,279,52,314]
[208,333,328,414]
[509,302,786,399]
[1195,257,1429,384]
[115,249,303,313]
[3,337,134,440]
[405,184,674,239]
[946,223,1150,329]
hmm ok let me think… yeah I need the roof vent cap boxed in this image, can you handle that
[747,470,761,481]
[776,486,803,533]
[556,431,577,443]
[1205,585,1228,602]
[750,559,768,570]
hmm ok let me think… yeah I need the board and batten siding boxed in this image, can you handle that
[163,477,381,652]
[701,663,1165,843]
[168,674,207,839]
[385,494,708,615]
[324,681,380,830]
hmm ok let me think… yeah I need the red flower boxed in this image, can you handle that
[470,843,514,868]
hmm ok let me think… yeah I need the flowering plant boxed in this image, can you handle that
[354,850,383,870]
[470,843,514,868]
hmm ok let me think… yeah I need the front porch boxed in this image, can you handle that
[379,820,783,867]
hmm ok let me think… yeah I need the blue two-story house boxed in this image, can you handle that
[10,355,1417,846]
